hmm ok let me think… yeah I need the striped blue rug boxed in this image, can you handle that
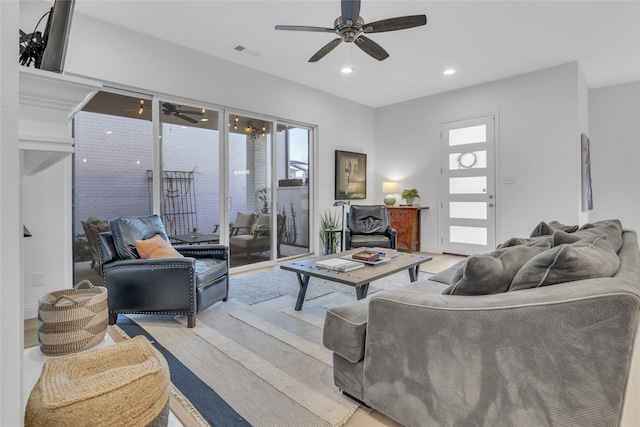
[118,315,251,427]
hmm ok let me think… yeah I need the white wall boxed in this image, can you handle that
[375,63,584,251]
[22,159,73,319]
[2,1,23,425]
[589,82,640,232]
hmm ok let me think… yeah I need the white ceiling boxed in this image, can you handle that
[73,0,640,108]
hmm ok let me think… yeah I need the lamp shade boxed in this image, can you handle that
[382,182,399,193]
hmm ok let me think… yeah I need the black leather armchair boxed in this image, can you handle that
[344,205,397,250]
[97,215,229,328]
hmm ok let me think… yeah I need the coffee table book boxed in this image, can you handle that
[315,258,365,272]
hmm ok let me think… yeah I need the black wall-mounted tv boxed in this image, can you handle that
[40,0,75,73]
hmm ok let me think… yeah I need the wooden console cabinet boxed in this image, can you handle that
[388,206,428,253]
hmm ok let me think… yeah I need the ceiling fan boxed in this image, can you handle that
[162,103,203,124]
[275,0,427,62]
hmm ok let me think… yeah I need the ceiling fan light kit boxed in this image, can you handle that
[275,0,426,63]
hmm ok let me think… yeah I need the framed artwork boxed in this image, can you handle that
[335,150,366,200]
[581,133,593,212]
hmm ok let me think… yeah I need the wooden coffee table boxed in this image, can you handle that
[280,249,432,310]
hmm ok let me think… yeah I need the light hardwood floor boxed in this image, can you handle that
[24,252,465,427]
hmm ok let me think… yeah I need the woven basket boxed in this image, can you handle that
[38,280,108,355]
[25,335,170,427]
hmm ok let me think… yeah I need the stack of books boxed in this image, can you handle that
[315,258,365,272]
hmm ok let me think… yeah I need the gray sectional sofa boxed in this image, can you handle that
[323,220,640,427]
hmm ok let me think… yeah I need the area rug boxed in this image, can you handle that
[112,318,250,427]
[114,295,361,427]
[230,267,434,305]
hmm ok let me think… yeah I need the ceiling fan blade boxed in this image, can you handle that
[309,38,342,62]
[364,15,427,33]
[355,35,389,61]
[174,113,199,124]
[341,0,361,25]
[275,25,335,33]
[177,109,204,116]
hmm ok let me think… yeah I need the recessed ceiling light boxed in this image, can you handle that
[105,130,112,134]
[200,118,209,122]
[444,69,456,75]
[341,66,353,74]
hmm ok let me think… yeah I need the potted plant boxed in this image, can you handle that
[319,210,341,254]
[401,188,420,206]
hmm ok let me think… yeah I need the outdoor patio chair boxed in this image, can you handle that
[81,217,110,272]
[229,213,285,260]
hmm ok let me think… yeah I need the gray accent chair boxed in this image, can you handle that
[324,229,640,427]
[344,205,397,250]
[97,215,229,328]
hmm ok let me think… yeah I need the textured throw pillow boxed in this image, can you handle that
[429,260,466,285]
[509,235,620,291]
[442,243,550,295]
[529,220,579,237]
[496,235,553,249]
[552,220,623,252]
[135,234,183,259]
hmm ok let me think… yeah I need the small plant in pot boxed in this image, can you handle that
[401,188,420,206]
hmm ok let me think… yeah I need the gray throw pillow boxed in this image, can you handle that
[496,235,553,249]
[442,243,550,295]
[429,260,466,285]
[552,220,623,252]
[509,234,620,291]
[530,220,579,237]
[109,215,169,260]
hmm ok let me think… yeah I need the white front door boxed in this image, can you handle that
[440,115,496,255]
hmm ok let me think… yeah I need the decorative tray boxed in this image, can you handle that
[341,254,391,265]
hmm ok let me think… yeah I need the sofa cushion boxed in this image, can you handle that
[530,220,579,237]
[136,234,183,259]
[109,215,170,260]
[553,220,623,252]
[509,234,620,291]
[233,212,256,235]
[323,298,369,363]
[194,259,227,287]
[442,242,550,295]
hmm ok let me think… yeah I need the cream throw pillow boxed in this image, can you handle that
[135,234,183,259]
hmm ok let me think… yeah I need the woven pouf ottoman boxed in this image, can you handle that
[25,336,171,427]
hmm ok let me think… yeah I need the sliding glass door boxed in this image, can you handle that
[73,90,313,278]
[72,90,154,284]
[159,101,221,244]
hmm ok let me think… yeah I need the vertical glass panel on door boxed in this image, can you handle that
[227,114,273,267]
[449,151,487,170]
[449,124,486,146]
[73,91,154,286]
[450,202,487,220]
[450,225,488,246]
[160,102,220,246]
[449,176,487,194]
[276,125,311,260]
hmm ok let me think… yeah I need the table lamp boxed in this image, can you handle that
[382,182,399,206]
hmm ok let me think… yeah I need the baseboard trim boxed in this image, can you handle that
[24,303,38,320]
